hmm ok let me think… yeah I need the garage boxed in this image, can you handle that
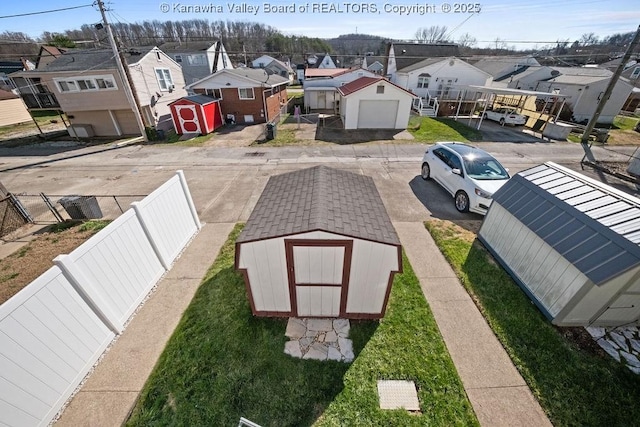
[338,77,416,130]
[235,165,402,319]
[479,162,640,327]
[357,100,398,128]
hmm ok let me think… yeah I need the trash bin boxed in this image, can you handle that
[58,196,103,220]
[266,122,277,140]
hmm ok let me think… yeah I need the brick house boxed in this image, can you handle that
[187,68,288,124]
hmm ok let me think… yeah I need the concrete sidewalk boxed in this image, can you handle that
[394,222,551,427]
[55,222,235,427]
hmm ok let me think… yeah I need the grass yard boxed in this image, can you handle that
[425,219,640,426]
[408,116,482,143]
[0,110,66,140]
[612,115,640,131]
[127,224,477,426]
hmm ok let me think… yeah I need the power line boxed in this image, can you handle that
[0,4,93,19]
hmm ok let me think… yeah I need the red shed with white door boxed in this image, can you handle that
[169,95,223,135]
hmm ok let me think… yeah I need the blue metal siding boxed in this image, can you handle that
[491,166,640,285]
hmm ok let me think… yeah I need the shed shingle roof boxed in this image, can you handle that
[492,162,640,284]
[237,166,400,245]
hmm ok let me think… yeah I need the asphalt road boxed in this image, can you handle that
[0,140,636,228]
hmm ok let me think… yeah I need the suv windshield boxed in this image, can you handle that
[463,156,510,180]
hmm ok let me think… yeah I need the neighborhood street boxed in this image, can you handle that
[0,140,637,227]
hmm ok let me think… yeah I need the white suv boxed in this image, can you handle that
[421,142,510,215]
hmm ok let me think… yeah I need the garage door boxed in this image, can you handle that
[357,100,398,129]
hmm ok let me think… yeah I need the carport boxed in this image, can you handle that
[454,85,569,133]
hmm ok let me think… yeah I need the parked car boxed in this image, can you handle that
[421,142,510,214]
[483,108,527,126]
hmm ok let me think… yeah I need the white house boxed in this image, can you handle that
[307,54,339,69]
[363,56,385,75]
[303,68,378,110]
[252,55,295,84]
[391,57,492,101]
[159,41,233,85]
[337,76,416,129]
[525,67,633,124]
[385,42,460,77]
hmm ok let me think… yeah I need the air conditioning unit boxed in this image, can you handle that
[68,124,95,138]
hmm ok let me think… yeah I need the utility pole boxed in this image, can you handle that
[96,0,148,141]
[581,25,640,145]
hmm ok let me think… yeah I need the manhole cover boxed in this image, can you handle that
[244,152,265,157]
[377,380,420,411]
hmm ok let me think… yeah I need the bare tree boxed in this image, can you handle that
[579,32,599,46]
[458,33,477,48]
[414,26,450,43]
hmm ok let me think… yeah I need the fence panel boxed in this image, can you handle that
[60,209,165,329]
[134,172,199,266]
[0,266,115,427]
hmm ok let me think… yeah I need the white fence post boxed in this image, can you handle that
[131,202,171,270]
[177,169,202,230]
[53,254,124,334]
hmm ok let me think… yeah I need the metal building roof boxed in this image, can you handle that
[492,162,640,285]
[237,166,400,246]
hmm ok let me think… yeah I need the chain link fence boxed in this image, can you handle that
[14,194,147,223]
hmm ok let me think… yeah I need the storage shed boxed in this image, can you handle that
[235,166,402,319]
[169,95,222,135]
[479,162,640,327]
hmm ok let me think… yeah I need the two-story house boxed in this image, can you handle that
[187,68,288,125]
[11,46,188,136]
[252,55,295,84]
[159,41,233,85]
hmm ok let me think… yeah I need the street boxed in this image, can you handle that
[0,141,636,228]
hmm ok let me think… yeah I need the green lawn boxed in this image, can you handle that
[612,115,639,131]
[408,116,482,143]
[425,219,640,426]
[127,224,477,426]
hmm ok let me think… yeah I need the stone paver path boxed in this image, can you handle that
[284,318,354,362]
[587,326,640,373]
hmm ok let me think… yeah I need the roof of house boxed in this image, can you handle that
[237,165,401,245]
[305,68,350,78]
[19,47,160,73]
[389,42,460,71]
[169,94,217,105]
[471,56,541,78]
[188,68,289,88]
[396,57,447,73]
[0,89,18,100]
[491,162,640,285]
[337,76,416,98]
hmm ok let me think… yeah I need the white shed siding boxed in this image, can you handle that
[480,203,587,318]
[341,82,412,130]
[346,239,398,314]
[296,287,341,317]
[239,238,290,312]
[238,230,399,315]
[293,246,344,284]
[0,98,32,127]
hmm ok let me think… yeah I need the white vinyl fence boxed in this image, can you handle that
[0,170,201,427]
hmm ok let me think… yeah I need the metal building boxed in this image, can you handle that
[478,162,640,327]
[235,166,402,319]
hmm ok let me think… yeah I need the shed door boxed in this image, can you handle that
[175,105,201,133]
[357,100,398,128]
[286,240,352,317]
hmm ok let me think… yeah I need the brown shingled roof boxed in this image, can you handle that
[237,166,400,245]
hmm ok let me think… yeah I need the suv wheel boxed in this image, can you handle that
[455,191,470,213]
[421,163,430,180]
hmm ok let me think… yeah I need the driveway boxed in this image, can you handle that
[468,118,544,143]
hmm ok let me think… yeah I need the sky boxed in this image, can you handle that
[1,0,639,50]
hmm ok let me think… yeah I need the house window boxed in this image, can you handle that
[205,88,223,99]
[55,75,117,93]
[417,76,430,89]
[238,88,255,100]
[187,54,206,65]
[377,85,385,94]
[175,55,182,63]
[155,68,173,91]
[631,67,640,79]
